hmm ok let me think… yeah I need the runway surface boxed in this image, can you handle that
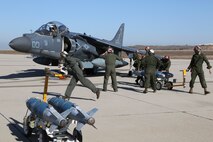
[0,54,213,142]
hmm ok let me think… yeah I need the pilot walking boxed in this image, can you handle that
[187,46,212,95]
[101,47,122,92]
[141,49,161,93]
[60,51,100,99]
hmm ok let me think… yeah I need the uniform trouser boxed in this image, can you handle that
[144,71,156,90]
[189,69,207,88]
[103,67,117,91]
[65,68,97,97]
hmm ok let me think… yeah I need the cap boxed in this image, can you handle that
[194,45,201,51]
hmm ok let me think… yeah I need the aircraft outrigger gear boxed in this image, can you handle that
[23,68,98,142]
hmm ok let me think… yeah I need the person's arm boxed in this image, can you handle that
[115,54,123,61]
[203,54,212,69]
[165,60,171,72]
[187,55,194,71]
[100,51,107,58]
[76,58,84,70]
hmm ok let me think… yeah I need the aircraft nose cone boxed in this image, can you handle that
[9,37,31,53]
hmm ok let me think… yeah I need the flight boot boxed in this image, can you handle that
[204,88,210,95]
[189,88,193,94]
[96,89,100,99]
[143,88,148,94]
[62,95,70,100]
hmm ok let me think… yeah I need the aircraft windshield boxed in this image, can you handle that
[35,21,69,36]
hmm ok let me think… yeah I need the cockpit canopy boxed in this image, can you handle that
[35,21,69,36]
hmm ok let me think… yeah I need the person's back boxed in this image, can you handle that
[159,56,171,72]
[101,47,122,92]
[143,54,160,73]
[141,49,161,93]
[105,53,120,67]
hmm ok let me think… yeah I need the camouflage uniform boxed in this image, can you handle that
[102,52,122,92]
[159,58,171,72]
[141,51,161,93]
[187,52,212,94]
[63,55,100,98]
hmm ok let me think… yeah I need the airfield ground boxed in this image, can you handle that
[0,54,213,142]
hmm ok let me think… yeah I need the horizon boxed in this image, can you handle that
[1,0,213,50]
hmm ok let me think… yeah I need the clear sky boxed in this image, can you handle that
[0,0,213,49]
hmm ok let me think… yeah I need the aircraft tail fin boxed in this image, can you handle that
[110,23,124,47]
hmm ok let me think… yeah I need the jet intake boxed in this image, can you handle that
[33,57,58,66]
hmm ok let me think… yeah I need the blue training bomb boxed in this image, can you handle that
[26,98,67,127]
[48,97,98,131]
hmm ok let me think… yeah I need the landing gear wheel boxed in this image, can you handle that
[73,128,83,142]
[139,79,144,88]
[23,115,33,137]
[166,81,173,90]
[128,70,133,77]
[156,81,162,90]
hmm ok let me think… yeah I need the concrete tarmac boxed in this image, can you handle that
[0,54,213,142]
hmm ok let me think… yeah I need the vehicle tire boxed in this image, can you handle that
[128,71,132,77]
[166,81,173,90]
[73,128,83,142]
[139,79,144,88]
[23,115,33,137]
[156,81,162,90]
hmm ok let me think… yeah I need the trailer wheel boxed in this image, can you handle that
[139,79,144,88]
[23,116,33,137]
[156,81,162,90]
[166,82,173,90]
[38,130,52,142]
[73,128,83,142]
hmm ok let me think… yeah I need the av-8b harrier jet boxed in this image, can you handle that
[9,21,145,74]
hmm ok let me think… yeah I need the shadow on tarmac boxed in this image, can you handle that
[0,69,45,79]
[6,117,38,142]
[32,91,96,101]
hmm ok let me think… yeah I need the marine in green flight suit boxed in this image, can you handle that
[101,47,122,92]
[187,46,212,95]
[141,49,161,93]
[60,51,100,99]
[159,55,171,72]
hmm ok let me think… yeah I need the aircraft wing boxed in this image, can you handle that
[79,34,146,55]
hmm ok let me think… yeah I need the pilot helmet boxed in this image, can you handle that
[49,24,56,31]
[194,46,201,54]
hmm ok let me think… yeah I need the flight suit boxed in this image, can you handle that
[159,58,171,72]
[102,53,122,91]
[64,56,99,98]
[141,54,161,92]
[187,52,212,89]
